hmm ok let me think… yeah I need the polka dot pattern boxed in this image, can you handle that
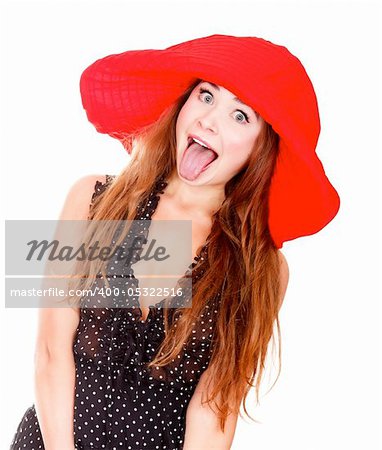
[10,175,221,449]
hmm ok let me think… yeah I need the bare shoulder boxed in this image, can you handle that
[58,174,107,221]
[277,250,289,306]
[277,250,289,272]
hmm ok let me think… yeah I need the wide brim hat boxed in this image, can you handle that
[80,34,340,249]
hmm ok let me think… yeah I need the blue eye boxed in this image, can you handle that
[234,110,250,124]
[198,88,213,104]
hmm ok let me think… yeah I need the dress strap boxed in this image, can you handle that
[88,174,115,219]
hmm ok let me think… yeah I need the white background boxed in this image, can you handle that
[1,0,381,449]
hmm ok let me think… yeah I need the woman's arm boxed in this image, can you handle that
[183,250,289,449]
[34,309,79,450]
[33,175,105,450]
[183,367,239,450]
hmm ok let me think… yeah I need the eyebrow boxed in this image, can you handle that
[202,81,258,116]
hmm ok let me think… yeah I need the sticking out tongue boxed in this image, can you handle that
[179,142,218,181]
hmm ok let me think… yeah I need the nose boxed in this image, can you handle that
[197,109,218,134]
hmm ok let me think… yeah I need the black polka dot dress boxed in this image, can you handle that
[10,175,221,450]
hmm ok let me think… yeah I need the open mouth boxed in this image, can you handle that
[186,137,219,169]
[179,136,219,180]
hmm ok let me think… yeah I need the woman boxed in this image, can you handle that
[10,34,340,450]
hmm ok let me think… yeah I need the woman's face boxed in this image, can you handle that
[175,80,263,184]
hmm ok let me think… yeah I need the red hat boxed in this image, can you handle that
[80,34,340,249]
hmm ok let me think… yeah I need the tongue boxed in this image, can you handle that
[179,142,217,181]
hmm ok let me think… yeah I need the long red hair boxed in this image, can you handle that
[79,79,282,432]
